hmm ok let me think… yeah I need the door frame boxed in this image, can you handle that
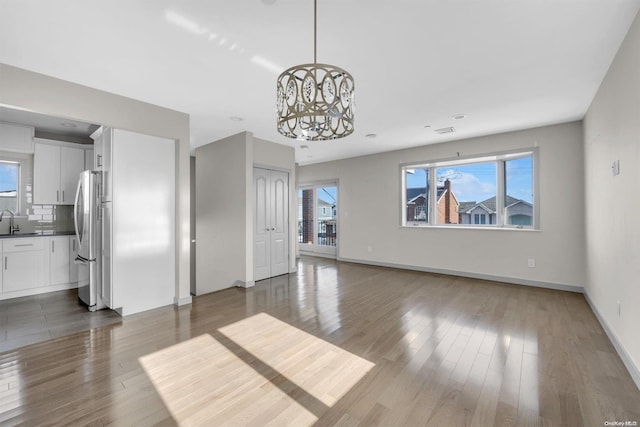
[253,165,294,282]
[297,180,339,259]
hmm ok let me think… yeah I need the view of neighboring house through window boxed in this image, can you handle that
[298,184,338,255]
[0,161,19,213]
[402,150,535,228]
[405,167,429,224]
[435,161,496,225]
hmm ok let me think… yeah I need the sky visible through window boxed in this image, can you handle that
[318,186,336,206]
[406,157,532,204]
[0,162,18,193]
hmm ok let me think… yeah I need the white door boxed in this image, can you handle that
[297,184,338,258]
[253,168,289,281]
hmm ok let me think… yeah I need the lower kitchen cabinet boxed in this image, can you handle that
[50,236,70,286]
[0,235,79,299]
[2,238,46,293]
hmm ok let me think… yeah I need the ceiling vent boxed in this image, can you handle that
[434,126,455,134]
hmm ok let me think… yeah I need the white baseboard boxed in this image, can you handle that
[583,291,640,391]
[234,280,255,288]
[173,295,193,306]
[336,256,584,293]
[300,251,336,260]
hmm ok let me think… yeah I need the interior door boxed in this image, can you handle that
[253,168,270,281]
[253,168,289,281]
[270,170,289,277]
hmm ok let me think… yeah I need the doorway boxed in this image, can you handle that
[253,167,290,281]
[297,183,338,258]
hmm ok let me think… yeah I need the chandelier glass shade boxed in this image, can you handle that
[276,0,354,141]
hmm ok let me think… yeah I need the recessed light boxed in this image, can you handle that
[300,145,309,149]
[424,125,431,128]
[60,122,77,128]
[365,133,377,139]
[452,114,467,120]
[229,116,244,122]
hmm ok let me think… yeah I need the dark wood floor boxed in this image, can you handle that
[0,256,638,426]
[0,289,121,353]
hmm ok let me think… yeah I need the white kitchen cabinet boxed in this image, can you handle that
[60,147,85,203]
[0,122,34,153]
[50,236,70,286]
[33,140,85,205]
[2,238,46,293]
[69,235,88,283]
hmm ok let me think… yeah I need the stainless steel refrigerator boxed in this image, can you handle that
[74,169,106,311]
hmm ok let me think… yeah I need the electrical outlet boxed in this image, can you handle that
[528,258,535,268]
[367,245,373,253]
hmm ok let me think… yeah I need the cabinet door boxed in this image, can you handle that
[33,143,61,205]
[50,236,70,286]
[60,147,85,204]
[3,251,46,292]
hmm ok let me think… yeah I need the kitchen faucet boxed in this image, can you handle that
[0,210,19,235]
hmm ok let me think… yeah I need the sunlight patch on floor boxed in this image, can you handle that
[139,313,374,426]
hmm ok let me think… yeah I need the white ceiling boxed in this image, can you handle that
[1,0,639,165]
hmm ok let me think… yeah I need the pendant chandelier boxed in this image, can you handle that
[276,0,355,141]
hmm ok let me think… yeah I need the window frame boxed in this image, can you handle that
[0,155,25,215]
[400,148,538,230]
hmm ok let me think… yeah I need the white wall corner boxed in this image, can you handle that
[173,295,193,306]
[583,291,640,391]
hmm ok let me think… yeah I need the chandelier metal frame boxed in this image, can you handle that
[276,0,355,141]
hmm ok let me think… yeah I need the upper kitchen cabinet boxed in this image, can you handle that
[33,138,86,205]
[0,122,35,153]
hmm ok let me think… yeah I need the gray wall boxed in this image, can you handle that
[0,64,192,305]
[195,133,296,295]
[196,132,252,294]
[297,121,586,290]
[584,10,640,386]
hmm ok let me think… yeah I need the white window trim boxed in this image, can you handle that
[400,148,538,230]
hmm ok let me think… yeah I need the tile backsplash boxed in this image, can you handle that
[0,205,75,235]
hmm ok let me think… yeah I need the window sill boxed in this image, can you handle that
[400,224,539,231]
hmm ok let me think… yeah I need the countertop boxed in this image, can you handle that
[0,231,75,239]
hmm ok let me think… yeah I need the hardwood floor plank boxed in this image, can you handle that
[0,256,637,426]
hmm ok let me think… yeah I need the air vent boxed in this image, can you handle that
[434,126,455,134]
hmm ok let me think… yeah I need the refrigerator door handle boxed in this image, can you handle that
[75,255,90,265]
[74,177,83,247]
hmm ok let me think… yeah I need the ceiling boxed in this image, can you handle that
[1,0,639,165]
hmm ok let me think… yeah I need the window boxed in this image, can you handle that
[401,150,536,229]
[0,161,20,213]
[505,156,533,226]
[405,167,429,224]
